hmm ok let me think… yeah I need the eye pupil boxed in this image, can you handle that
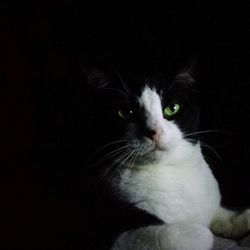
[163,103,180,118]
[118,109,133,119]
[170,104,176,111]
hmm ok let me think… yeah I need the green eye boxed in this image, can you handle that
[163,103,180,118]
[118,109,133,119]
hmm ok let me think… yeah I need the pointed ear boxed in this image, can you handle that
[174,57,197,90]
[174,72,195,89]
[86,69,110,90]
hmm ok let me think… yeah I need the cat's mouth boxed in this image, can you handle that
[140,140,167,157]
[147,143,165,153]
[129,138,168,163]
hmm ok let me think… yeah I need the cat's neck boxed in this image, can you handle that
[122,140,204,174]
[161,140,203,167]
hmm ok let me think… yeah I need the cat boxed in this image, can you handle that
[86,67,250,250]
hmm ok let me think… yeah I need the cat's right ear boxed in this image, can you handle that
[86,69,110,91]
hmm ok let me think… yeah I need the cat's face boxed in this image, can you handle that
[88,71,200,167]
[124,85,184,162]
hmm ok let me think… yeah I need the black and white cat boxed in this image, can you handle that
[86,68,250,250]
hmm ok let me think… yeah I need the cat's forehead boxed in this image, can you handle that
[131,77,166,96]
[138,86,163,123]
[139,86,161,108]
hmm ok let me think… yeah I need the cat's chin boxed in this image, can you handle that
[136,146,168,164]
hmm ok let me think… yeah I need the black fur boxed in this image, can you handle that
[84,66,200,249]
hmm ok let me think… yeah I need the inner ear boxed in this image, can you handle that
[174,72,195,90]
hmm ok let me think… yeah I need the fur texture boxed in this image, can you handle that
[88,71,250,250]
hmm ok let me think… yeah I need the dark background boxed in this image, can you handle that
[1,1,250,249]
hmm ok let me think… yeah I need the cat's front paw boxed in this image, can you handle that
[163,224,213,250]
[233,209,250,237]
[242,209,250,231]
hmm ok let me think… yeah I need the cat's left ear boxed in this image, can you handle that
[86,68,110,91]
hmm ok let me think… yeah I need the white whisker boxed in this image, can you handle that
[103,87,129,98]
[94,144,132,166]
[96,149,132,185]
[112,65,132,95]
[126,150,137,169]
[187,138,224,167]
[184,130,225,138]
[129,151,139,169]
[103,150,134,184]
[119,150,136,168]
[92,139,129,155]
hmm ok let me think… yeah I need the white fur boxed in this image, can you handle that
[138,86,183,151]
[139,86,165,130]
[111,87,250,250]
[119,141,220,226]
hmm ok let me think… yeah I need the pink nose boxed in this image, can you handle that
[143,127,163,142]
[152,128,163,142]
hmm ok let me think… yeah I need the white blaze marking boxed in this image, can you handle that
[139,86,164,130]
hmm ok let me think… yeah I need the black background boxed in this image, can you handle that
[1,1,250,249]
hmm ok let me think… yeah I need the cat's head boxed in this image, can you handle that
[87,67,200,168]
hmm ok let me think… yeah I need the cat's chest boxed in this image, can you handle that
[118,161,219,225]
